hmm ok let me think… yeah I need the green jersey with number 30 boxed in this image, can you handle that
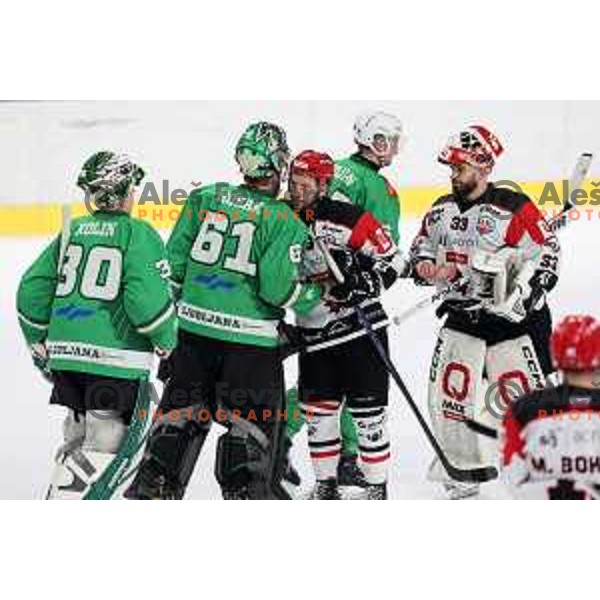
[168,183,321,347]
[17,211,177,379]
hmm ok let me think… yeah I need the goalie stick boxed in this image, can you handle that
[57,203,72,281]
[550,152,593,231]
[313,231,498,483]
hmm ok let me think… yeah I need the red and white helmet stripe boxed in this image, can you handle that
[438,125,504,168]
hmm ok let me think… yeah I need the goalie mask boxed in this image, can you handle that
[438,125,504,169]
[77,151,145,210]
[235,121,290,180]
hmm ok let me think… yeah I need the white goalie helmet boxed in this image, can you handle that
[353,111,404,156]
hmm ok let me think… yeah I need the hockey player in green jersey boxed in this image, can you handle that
[325,111,404,486]
[329,111,402,244]
[125,122,324,500]
[17,151,177,499]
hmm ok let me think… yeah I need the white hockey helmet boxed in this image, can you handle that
[353,111,404,156]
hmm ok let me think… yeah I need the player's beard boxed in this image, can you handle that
[286,187,318,212]
[452,175,478,198]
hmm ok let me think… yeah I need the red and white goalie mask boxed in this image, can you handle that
[438,125,504,169]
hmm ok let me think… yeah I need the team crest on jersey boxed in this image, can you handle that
[333,164,356,186]
[477,215,496,235]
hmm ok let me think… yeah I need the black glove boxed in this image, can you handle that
[436,298,482,322]
[277,321,307,359]
[328,270,382,308]
[328,247,357,279]
[157,354,175,384]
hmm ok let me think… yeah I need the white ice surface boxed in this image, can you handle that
[1,217,599,499]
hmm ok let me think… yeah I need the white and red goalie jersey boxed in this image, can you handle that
[410,183,561,307]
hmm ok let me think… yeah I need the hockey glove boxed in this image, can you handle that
[355,251,409,288]
[486,280,533,323]
[436,298,482,322]
[156,348,174,384]
[327,270,382,308]
[481,259,542,324]
[328,247,357,280]
[30,342,53,383]
[277,321,307,359]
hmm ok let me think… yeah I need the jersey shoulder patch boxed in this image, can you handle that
[316,197,362,229]
[332,161,358,188]
[488,186,531,215]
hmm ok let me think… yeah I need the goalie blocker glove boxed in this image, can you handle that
[470,246,553,324]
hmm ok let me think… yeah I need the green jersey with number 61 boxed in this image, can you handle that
[169,183,321,347]
[17,211,177,379]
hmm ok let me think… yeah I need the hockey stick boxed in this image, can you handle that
[391,152,594,329]
[57,203,72,281]
[390,276,468,328]
[312,233,498,483]
[32,203,74,384]
[84,377,153,500]
[550,152,593,232]
[464,418,497,440]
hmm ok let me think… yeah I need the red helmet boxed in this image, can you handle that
[438,125,504,168]
[290,150,335,186]
[551,315,600,371]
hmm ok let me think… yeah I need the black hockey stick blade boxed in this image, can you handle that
[444,463,498,483]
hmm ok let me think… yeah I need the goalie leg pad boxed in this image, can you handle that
[126,405,211,500]
[83,410,128,453]
[215,416,289,499]
[485,334,551,409]
[47,410,129,500]
[54,409,86,462]
[215,426,255,498]
[427,327,487,482]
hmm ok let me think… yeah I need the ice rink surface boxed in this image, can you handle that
[2,216,599,499]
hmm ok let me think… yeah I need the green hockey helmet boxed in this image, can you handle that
[235,122,290,179]
[77,151,145,209]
